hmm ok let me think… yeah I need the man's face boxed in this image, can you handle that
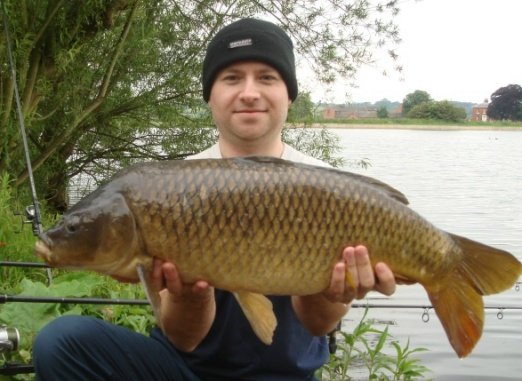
[208,61,291,146]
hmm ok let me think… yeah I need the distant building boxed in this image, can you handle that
[322,105,377,119]
[471,100,490,122]
[322,103,404,119]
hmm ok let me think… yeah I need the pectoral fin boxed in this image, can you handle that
[233,291,277,345]
[137,264,162,329]
[394,273,417,285]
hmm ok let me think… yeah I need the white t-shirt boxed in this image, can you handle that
[186,143,331,168]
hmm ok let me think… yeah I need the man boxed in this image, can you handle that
[33,18,395,380]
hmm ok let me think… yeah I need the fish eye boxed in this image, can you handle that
[65,216,80,234]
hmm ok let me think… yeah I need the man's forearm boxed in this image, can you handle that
[159,289,216,352]
[292,294,350,336]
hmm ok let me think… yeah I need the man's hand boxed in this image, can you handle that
[293,245,396,336]
[322,245,396,304]
[151,258,212,301]
[151,258,215,352]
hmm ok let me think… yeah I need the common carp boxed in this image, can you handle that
[34,157,522,358]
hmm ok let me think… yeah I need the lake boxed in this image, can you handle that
[329,128,522,380]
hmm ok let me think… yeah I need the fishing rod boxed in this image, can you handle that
[1,258,520,307]
[2,293,521,313]
[0,261,50,268]
[350,302,522,322]
[1,3,52,284]
[0,294,149,306]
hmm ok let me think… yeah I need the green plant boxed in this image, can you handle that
[0,273,153,381]
[388,340,430,380]
[317,308,431,380]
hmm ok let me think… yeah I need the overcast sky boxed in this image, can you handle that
[306,0,522,104]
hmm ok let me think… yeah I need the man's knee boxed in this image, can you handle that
[33,315,98,366]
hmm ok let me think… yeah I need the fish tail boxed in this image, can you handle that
[426,233,522,358]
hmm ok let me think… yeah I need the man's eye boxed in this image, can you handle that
[222,74,239,81]
[260,74,278,82]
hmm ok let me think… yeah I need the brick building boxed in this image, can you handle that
[471,100,490,122]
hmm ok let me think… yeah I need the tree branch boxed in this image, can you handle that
[15,0,140,186]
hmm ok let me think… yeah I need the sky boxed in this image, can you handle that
[306,0,522,104]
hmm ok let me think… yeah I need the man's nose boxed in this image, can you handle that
[239,77,260,102]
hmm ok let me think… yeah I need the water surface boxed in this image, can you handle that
[331,129,522,380]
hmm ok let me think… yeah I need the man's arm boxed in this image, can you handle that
[151,259,215,352]
[292,246,396,336]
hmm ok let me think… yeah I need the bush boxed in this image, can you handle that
[377,106,389,118]
[407,101,466,122]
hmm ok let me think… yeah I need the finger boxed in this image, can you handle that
[149,258,166,291]
[162,262,183,295]
[322,261,348,303]
[343,246,358,290]
[353,246,376,299]
[192,280,212,294]
[331,262,347,295]
[373,262,396,296]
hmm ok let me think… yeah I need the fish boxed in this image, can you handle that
[34,156,522,358]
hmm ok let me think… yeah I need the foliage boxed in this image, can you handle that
[316,309,431,380]
[283,126,345,168]
[374,99,398,111]
[377,106,389,118]
[407,100,466,122]
[1,0,404,213]
[0,174,47,288]
[486,84,522,121]
[288,92,316,122]
[401,90,432,116]
[1,177,153,380]
[0,272,152,380]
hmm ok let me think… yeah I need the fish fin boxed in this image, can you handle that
[233,291,277,345]
[238,156,409,205]
[449,233,522,294]
[426,271,483,358]
[137,264,162,329]
[339,171,409,205]
[393,273,416,285]
[426,234,521,358]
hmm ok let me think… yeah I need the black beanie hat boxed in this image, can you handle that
[202,18,298,102]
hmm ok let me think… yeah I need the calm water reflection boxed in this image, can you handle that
[330,129,522,380]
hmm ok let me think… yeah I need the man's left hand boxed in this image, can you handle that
[322,245,396,304]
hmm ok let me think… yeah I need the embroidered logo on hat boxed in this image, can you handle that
[228,38,253,49]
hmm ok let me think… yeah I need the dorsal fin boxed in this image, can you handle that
[334,169,409,205]
[236,156,409,205]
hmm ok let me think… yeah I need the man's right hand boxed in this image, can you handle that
[151,258,216,352]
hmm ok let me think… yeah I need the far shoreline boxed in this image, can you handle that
[310,123,522,131]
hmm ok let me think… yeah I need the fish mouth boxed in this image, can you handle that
[34,239,53,264]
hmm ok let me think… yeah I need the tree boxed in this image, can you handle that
[376,106,388,118]
[1,0,404,212]
[402,90,432,116]
[487,84,522,121]
[407,100,466,122]
[287,92,315,122]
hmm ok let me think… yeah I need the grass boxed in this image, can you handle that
[309,117,522,128]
